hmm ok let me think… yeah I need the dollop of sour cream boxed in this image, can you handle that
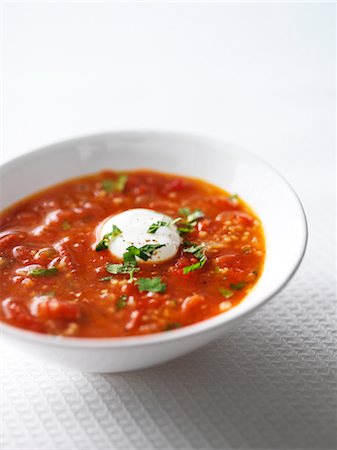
[95,208,182,263]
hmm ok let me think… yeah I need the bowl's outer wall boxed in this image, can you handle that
[0,132,307,372]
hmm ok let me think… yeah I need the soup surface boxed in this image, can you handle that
[0,170,265,337]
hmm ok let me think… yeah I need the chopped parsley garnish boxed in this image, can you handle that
[136,277,167,293]
[101,175,128,193]
[115,175,128,192]
[186,209,204,223]
[116,295,128,310]
[182,243,207,274]
[124,244,165,262]
[165,322,181,331]
[99,276,114,282]
[230,281,247,291]
[29,267,58,277]
[147,221,168,233]
[106,263,140,280]
[103,243,165,281]
[178,207,191,216]
[62,220,71,230]
[147,218,181,234]
[220,288,234,299]
[229,193,239,201]
[177,208,204,234]
[95,225,122,251]
[102,179,114,192]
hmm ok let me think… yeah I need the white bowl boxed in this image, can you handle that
[0,131,307,372]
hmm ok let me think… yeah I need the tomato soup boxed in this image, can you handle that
[0,170,265,337]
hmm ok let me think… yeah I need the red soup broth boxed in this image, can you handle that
[0,170,265,337]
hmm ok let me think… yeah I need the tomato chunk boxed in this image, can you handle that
[0,231,28,251]
[30,296,81,320]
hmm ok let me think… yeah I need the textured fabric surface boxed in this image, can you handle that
[1,162,336,450]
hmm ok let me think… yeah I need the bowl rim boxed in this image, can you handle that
[0,130,308,348]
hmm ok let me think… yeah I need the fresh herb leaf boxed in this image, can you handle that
[183,243,205,258]
[165,322,181,331]
[183,259,206,274]
[101,175,128,193]
[139,244,165,257]
[230,281,247,291]
[62,220,71,230]
[115,175,128,192]
[29,267,58,277]
[116,295,128,310]
[177,224,194,233]
[186,209,204,223]
[182,243,207,274]
[147,218,178,233]
[106,263,139,274]
[103,244,164,282]
[124,243,165,262]
[96,225,122,251]
[102,179,114,192]
[178,207,191,217]
[123,250,137,266]
[136,277,167,293]
[177,209,204,234]
[106,264,124,274]
[147,218,181,234]
[103,242,163,282]
[99,276,113,282]
[220,288,234,299]
[229,193,239,201]
[147,221,169,233]
[252,269,259,276]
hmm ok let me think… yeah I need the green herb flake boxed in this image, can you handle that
[186,209,204,223]
[124,243,165,262]
[229,193,239,201]
[62,220,71,230]
[183,259,206,274]
[116,295,128,310]
[177,209,204,234]
[165,322,181,331]
[147,221,169,234]
[101,175,128,193]
[177,224,193,233]
[103,244,165,282]
[95,225,122,251]
[230,281,247,291]
[136,277,167,293]
[99,276,113,282]
[29,267,58,277]
[147,218,181,234]
[106,263,139,277]
[178,207,191,217]
[220,288,234,299]
[102,179,114,192]
[182,243,207,274]
[183,243,205,258]
[115,175,128,192]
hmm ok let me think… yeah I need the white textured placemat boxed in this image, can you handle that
[1,161,336,450]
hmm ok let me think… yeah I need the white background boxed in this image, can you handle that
[2,3,336,450]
